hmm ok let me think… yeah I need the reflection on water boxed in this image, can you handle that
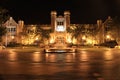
[45,53,57,62]
[80,53,89,61]
[6,49,115,63]
[45,53,76,62]
[79,50,89,61]
[104,50,113,60]
[65,53,75,62]
[1,49,120,80]
[33,52,42,62]
[8,51,17,61]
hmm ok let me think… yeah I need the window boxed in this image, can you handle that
[56,25,65,32]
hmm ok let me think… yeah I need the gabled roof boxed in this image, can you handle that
[4,17,18,26]
[104,16,113,25]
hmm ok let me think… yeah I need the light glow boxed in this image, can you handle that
[82,36,86,40]
[11,36,14,39]
[106,35,110,39]
[56,25,65,32]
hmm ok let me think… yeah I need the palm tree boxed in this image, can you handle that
[36,27,52,43]
[67,24,83,39]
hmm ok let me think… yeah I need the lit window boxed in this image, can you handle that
[56,25,65,32]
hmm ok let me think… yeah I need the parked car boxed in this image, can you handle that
[99,40,118,48]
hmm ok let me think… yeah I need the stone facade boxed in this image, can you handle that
[2,11,119,46]
[3,17,24,46]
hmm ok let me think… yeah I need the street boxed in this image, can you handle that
[0,48,120,80]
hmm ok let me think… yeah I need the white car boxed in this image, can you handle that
[115,45,120,49]
[0,45,5,50]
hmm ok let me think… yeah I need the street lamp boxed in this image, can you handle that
[106,35,111,41]
[5,33,7,47]
[11,36,14,39]
[106,35,110,39]
[82,36,86,40]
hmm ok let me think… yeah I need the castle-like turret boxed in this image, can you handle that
[51,11,57,31]
[64,11,70,28]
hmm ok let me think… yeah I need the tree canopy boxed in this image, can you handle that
[0,7,9,42]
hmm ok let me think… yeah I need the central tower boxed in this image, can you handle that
[50,11,71,46]
[51,11,70,32]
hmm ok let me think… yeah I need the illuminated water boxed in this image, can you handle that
[0,48,120,80]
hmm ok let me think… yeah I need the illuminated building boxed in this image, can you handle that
[2,11,119,46]
[2,17,24,46]
[50,11,72,46]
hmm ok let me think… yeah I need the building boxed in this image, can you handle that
[3,17,24,46]
[2,11,119,46]
[50,11,72,47]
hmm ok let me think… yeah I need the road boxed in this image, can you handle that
[0,48,120,80]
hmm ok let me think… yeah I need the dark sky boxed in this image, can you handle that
[1,0,120,24]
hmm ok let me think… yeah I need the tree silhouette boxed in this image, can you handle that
[0,7,9,42]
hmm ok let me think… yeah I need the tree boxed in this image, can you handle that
[0,27,6,42]
[37,27,52,39]
[0,7,9,42]
[0,7,9,23]
[67,24,85,41]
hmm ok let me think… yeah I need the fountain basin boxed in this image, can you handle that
[44,47,76,53]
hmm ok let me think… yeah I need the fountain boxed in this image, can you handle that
[44,11,76,53]
[44,36,76,53]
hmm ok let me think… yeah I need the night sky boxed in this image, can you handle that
[1,0,120,24]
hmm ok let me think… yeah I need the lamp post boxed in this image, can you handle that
[5,33,7,47]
